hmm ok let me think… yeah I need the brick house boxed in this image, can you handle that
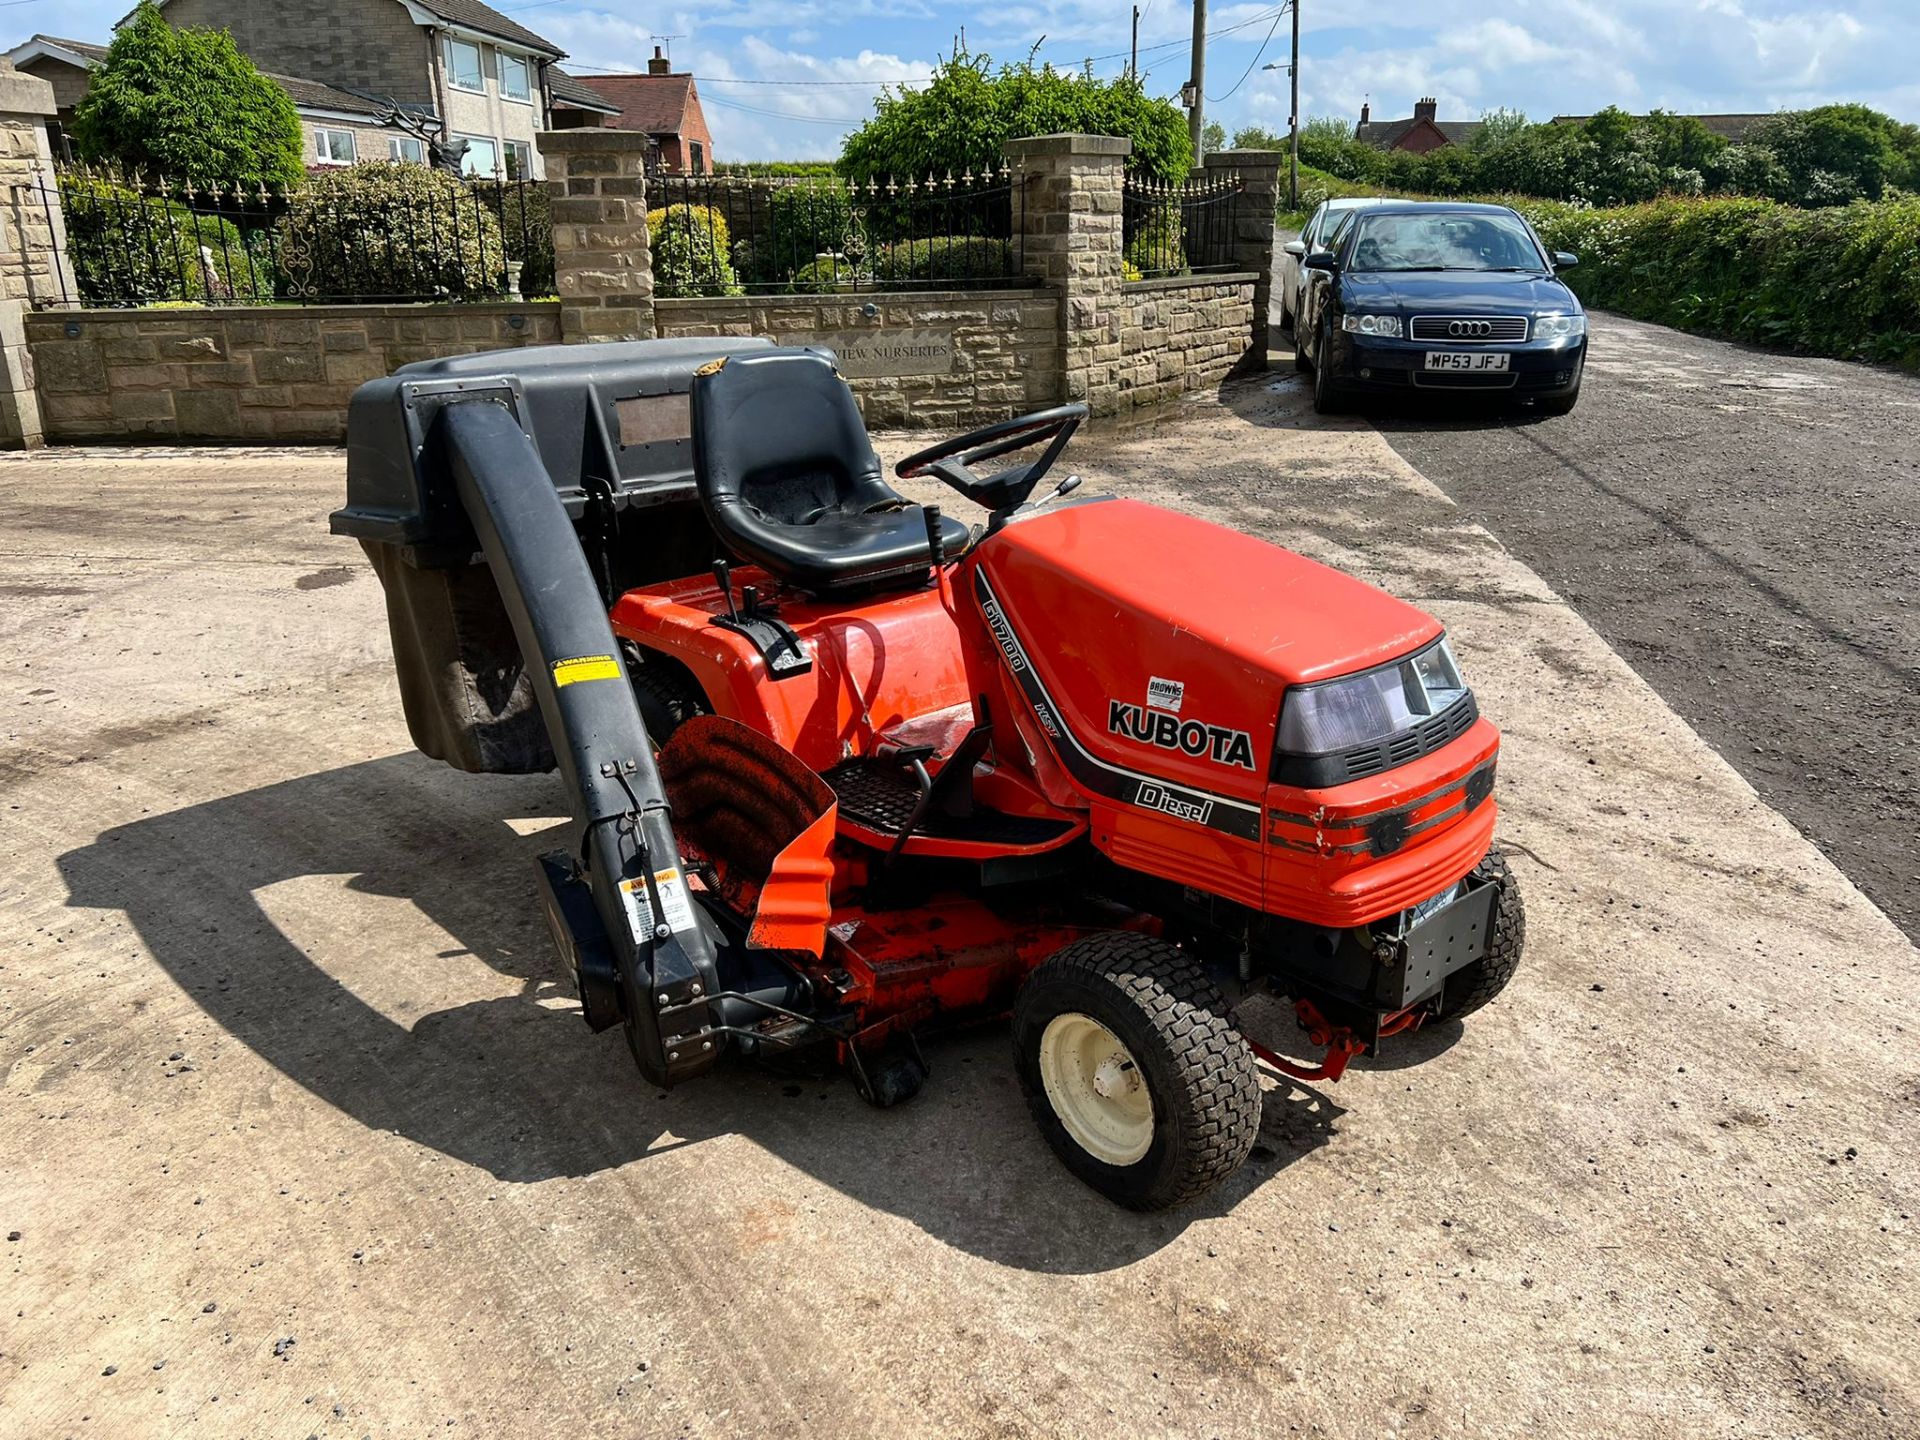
[582,48,715,174]
[1353,98,1482,153]
[7,0,618,179]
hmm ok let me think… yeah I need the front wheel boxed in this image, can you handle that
[1312,324,1346,414]
[1013,934,1260,1210]
[1437,846,1526,1020]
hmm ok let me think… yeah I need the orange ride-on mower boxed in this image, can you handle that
[334,340,1524,1210]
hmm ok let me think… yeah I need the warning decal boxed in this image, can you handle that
[618,867,699,940]
[551,654,620,687]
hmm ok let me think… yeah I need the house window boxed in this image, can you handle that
[446,38,484,92]
[500,53,530,102]
[688,140,704,175]
[389,135,425,164]
[504,139,533,179]
[314,128,357,165]
[457,135,500,176]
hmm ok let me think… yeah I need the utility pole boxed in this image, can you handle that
[1131,6,1140,81]
[1187,0,1207,161]
[1289,0,1300,207]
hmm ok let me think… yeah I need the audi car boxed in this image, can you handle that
[1293,201,1587,416]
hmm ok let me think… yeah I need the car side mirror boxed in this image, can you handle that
[1553,250,1579,269]
[1302,250,1338,272]
[1282,238,1307,257]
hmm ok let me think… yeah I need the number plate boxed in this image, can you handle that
[1425,351,1511,371]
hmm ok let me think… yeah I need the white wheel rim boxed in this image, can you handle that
[1038,1012,1154,1166]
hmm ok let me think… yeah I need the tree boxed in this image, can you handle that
[71,2,304,188]
[1202,121,1226,154]
[838,52,1193,183]
[1743,104,1920,205]
[1471,107,1530,152]
[1230,124,1289,151]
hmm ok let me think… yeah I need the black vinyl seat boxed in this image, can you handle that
[689,347,971,594]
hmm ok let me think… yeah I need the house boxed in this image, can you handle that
[581,48,715,174]
[1550,113,1769,142]
[7,0,620,179]
[7,34,443,169]
[1353,98,1481,153]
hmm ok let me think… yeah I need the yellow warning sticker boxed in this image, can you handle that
[551,654,620,687]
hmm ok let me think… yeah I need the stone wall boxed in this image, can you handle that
[655,289,1060,428]
[1114,275,1257,409]
[11,129,1278,444]
[25,302,560,442]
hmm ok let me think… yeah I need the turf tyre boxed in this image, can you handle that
[1013,933,1260,1210]
[1438,845,1526,1020]
[625,647,711,746]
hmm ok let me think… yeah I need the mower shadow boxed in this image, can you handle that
[56,752,1343,1274]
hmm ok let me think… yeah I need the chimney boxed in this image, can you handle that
[649,45,671,76]
[1359,101,1370,125]
[1414,96,1437,122]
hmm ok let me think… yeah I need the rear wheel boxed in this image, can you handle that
[1013,933,1260,1210]
[624,646,711,746]
[1437,846,1526,1020]
[1293,309,1313,371]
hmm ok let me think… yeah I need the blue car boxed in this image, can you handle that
[1293,201,1587,416]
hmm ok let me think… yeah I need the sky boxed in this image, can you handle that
[19,0,1920,161]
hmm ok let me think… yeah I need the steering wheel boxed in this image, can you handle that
[895,403,1088,514]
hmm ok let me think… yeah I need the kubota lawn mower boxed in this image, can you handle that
[334,339,1523,1210]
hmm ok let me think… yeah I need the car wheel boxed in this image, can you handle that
[1311,323,1344,414]
[1535,385,1580,417]
[1292,314,1313,371]
[1013,933,1260,1211]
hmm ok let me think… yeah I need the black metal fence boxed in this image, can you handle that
[1122,172,1245,279]
[35,163,550,308]
[647,168,1028,297]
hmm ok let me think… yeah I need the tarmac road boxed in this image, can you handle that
[2,377,1917,1437]
[1360,314,1920,940]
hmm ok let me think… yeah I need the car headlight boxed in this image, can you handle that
[1340,313,1403,338]
[1533,313,1586,340]
[1277,638,1472,758]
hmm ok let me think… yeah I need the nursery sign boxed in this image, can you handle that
[821,329,954,378]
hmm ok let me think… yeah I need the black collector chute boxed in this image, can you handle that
[331,339,776,1087]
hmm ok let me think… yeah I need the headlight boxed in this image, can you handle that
[1277,638,1471,757]
[1340,313,1403,338]
[1533,313,1586,340]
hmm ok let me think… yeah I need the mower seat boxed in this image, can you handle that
[689,347,971,594]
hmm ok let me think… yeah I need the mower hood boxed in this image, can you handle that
[975,497,1443,798]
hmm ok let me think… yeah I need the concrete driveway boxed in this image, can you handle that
[2,371,1915,1437]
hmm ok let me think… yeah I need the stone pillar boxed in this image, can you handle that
[1005,133,1130,412]
[537,128,654,344]
[0,60,69,448]
[1202,149,1286,366]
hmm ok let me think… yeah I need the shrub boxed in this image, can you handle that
[276,163,507,301]
[1124,203,1186,276]
[760,181,863,286]
[871,237,1015,284]
[787,255,868,292]
[70,1,304,189]
[472,178,553,296]
[646,203,741,296]
[59,174,272,304]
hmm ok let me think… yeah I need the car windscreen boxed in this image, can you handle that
[1346,212,1545,273]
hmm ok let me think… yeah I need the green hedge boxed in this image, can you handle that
[1521,196,1920,368]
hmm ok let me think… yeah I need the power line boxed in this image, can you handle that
[1206,1,1288,104]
